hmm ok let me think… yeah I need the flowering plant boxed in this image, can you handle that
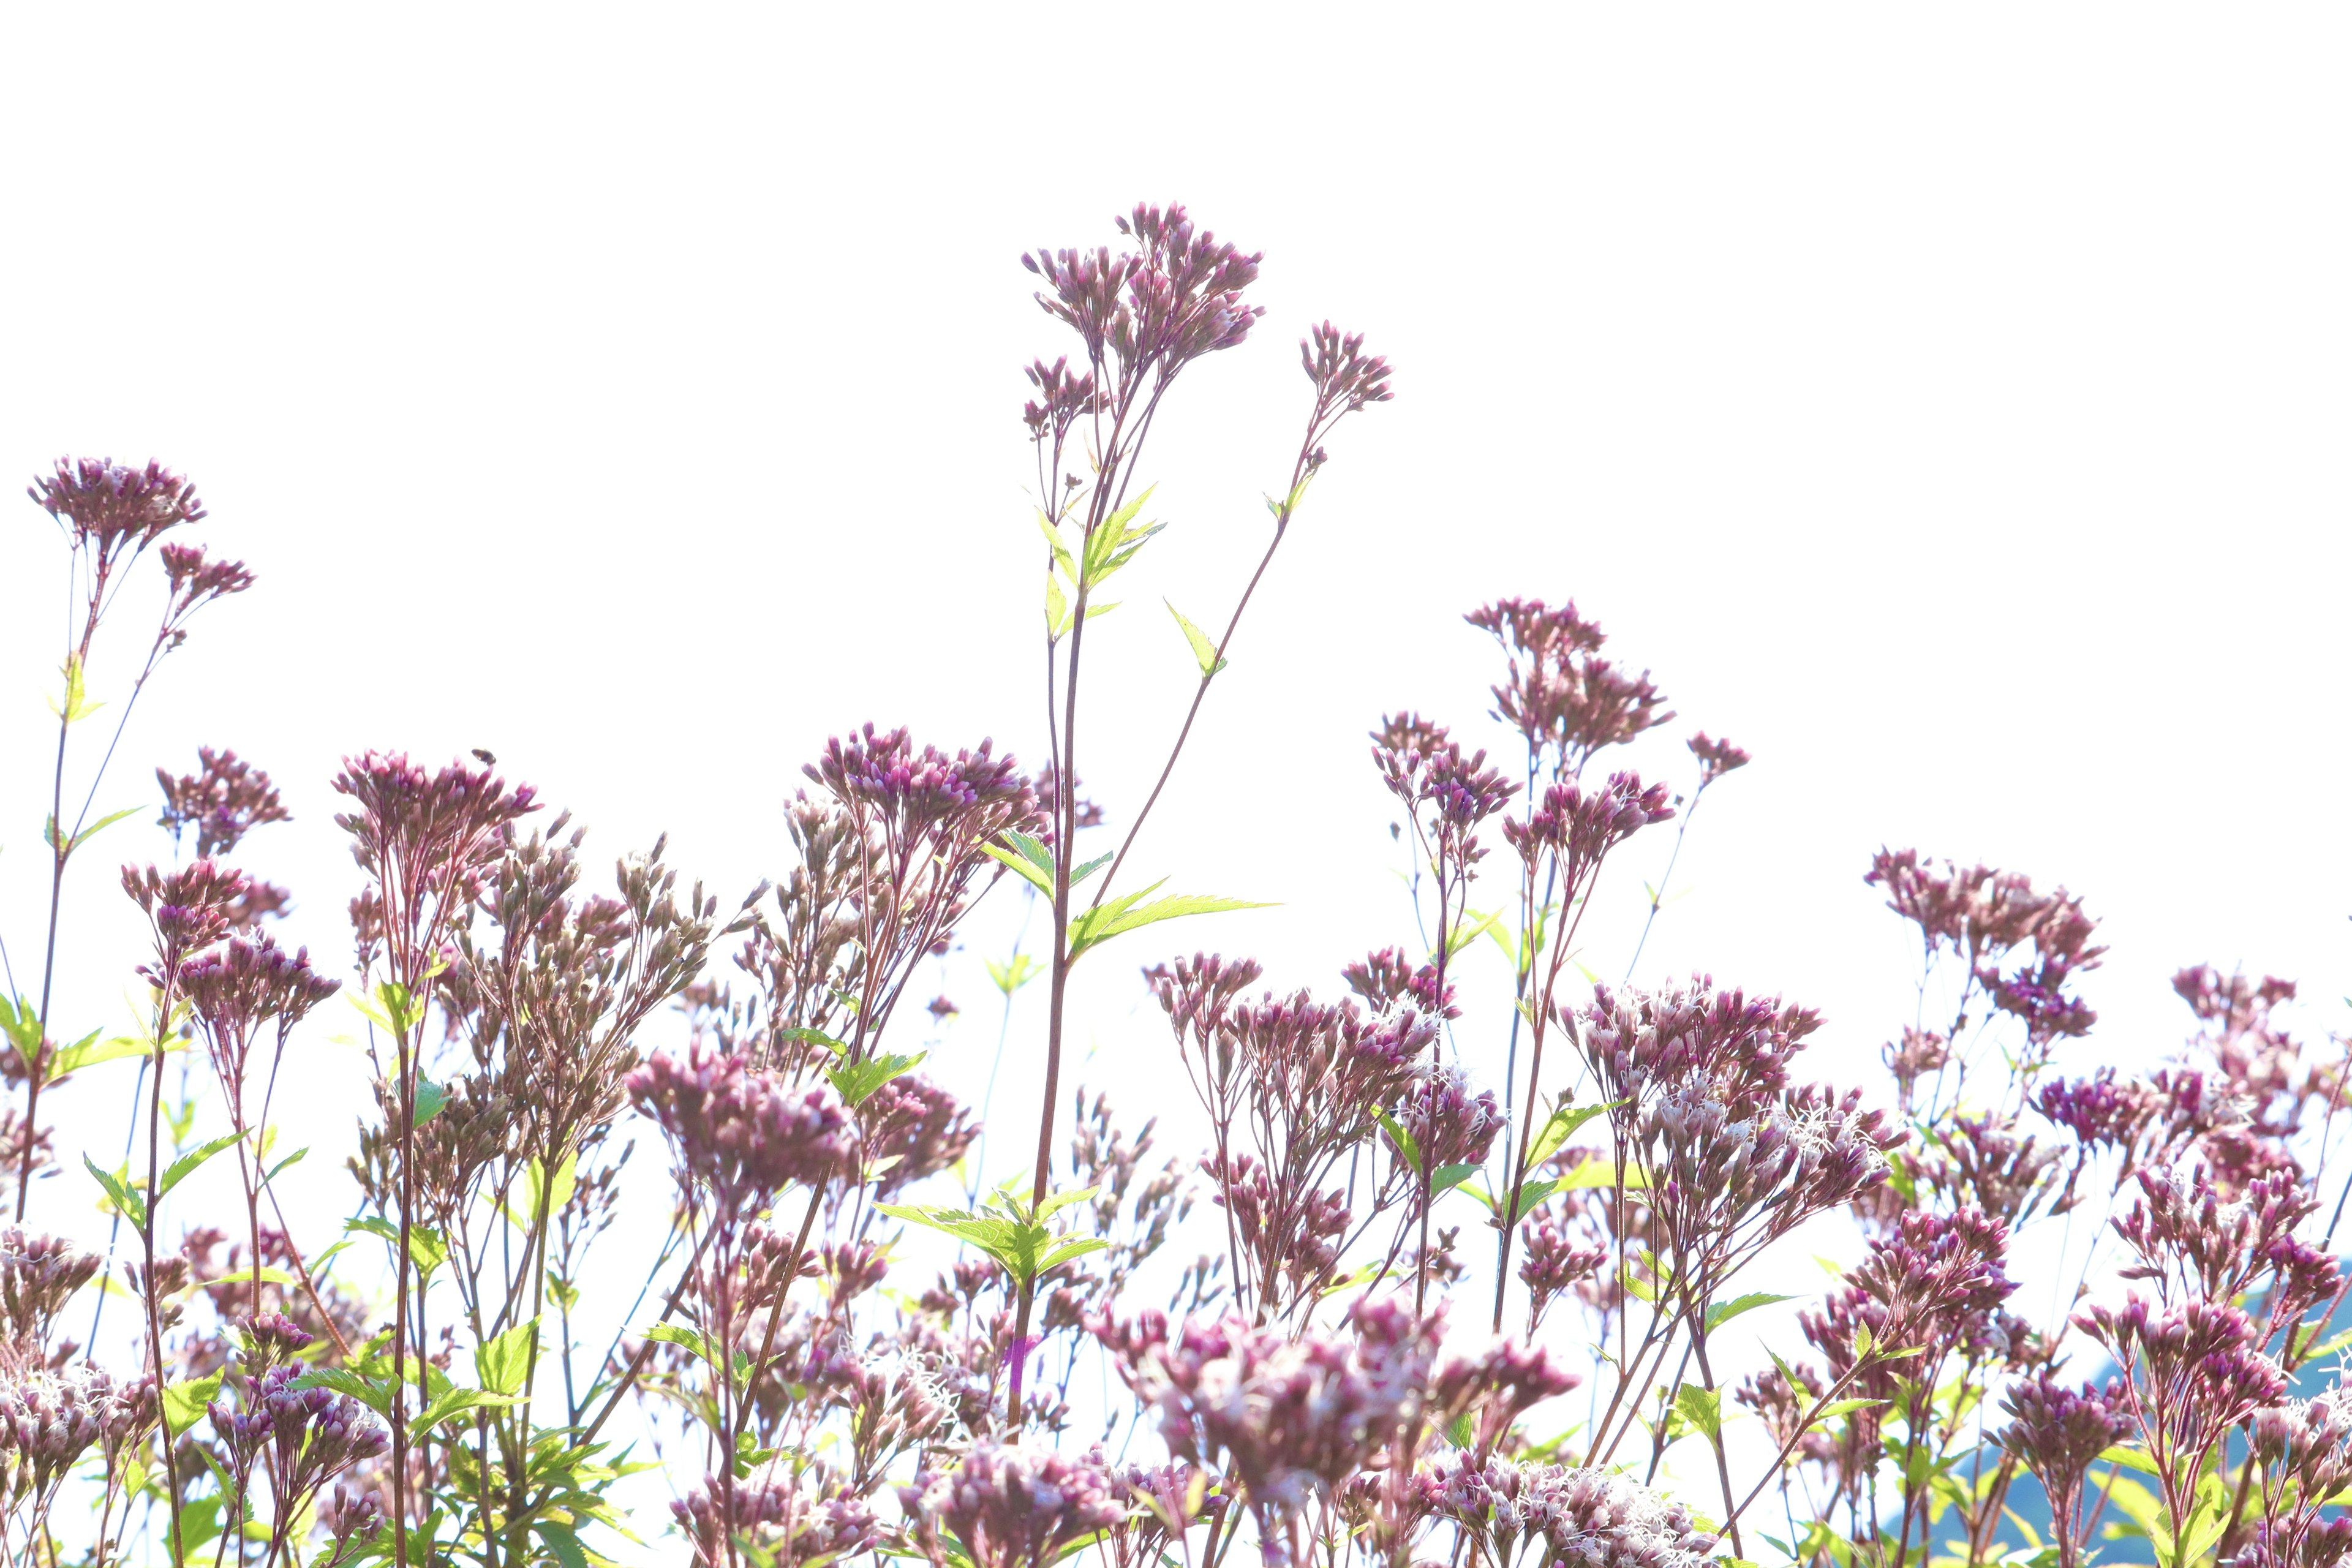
[2,203,2345,1568]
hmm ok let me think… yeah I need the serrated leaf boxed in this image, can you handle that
[1164,600,1229,678]
[415,1385,524,1433]
[1526,1101,1617,1167]
[980,834,1056,897]
[48,1030,148,1080]
[288,1366,395,1415]
[1065,883,1272,962]
[829,1051,927,1110]
[163,1373,222,1432]
[83,1155,146,1227]
[347,1215,448,1275]
[986,953,1041,995]
[1706,1292,1796,1332]
[70,805,143,853]
[475,1317,540,1397]
[159,1131,247,1200]
[538,1523,590,1568]
[1673,1382,1722,1441]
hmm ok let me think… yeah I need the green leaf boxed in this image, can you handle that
[413,1076,450,1127]
[70,805,143,853]
[1065,882,1272,962]
[264,1146,309,1182]
[1526,1101,1617,1168]
[415,1385,524,1434]
[1046,573,1072,640]
[162,1373,222,1433]
[49,655,102,725]
[347,1215,448,1276]
[0,996,45,1070]
[288,1366,396,1416]
[48,1030,148,1080]
[1673,1382,1722,1441]
[1036,511,1076,578]
[83,1155,146,1227]
[980,833,1057,897]
[159,1131,248,1200]
[1375,1109,1420,1177]
[1812,1398,1886,1421]
[1432,1162,1483,1197]
[1079,486,1163,589]
[1706,1293,1796,1332]
[986,954,1042,995]
[538,1522,591,1568]
[1034,1185,1101,1223]
[1558,1159,1645,1192]
[1164,601,1228,678]
[829,1050,927,1109]
[475,1317,540,1398]
[2096,1444,2160,1477]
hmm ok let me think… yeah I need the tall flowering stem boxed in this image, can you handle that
[1008,206,1390,1423]
[15,459,244,1220]
[333,753,537,1568]
[1487,772,1673,1331]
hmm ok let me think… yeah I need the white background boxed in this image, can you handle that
[1,0,2347,1541]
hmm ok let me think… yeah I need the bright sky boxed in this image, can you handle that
[1,1,2347,1523]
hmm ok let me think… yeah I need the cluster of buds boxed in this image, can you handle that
[317,1485,385,1566]
[1096,1297,1439,1529]
[0,1231,100,1359]
[1999,1373,2133,1568]
[675,1476,878,1568]
[1023,203,1263,385]
[1465,598,1673,769]
[2113,1169,2337,1318]
[2078,1297,2287,1469]
[331,752,541,957]
[1423,1455,1719,1568]
[207,1360,388,1520]
[1502,773,1675,870]
[897,1442,1122,1568]
[1391,1063,1504,1175]
[859,1073,980,1196]
[1344,946,1457,1020]
[1373,713,1513,872]
[29,456,206,556]
[1904,1111,2070,1231]
[1580,981,1896,1272]
[1866,849,2105,1048]
[157,747,290,859]
[124,858,251,971]
[630,1046,856,1203]
[178,935,341,1093]
[804,725,1041,1040]
[1429,1336,1583,1458]
[0,1363,139,1500]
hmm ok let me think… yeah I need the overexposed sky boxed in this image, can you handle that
[1,1,2347,1377]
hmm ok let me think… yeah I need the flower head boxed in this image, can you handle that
[899,1442,1121,1568]
[630,1045,856,1200]
[29,457,205,554]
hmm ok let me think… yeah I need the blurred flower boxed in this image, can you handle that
[899,1441,1121,1568]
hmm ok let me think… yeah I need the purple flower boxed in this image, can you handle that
[898,1442,1122,1568]
[630,1045,856,1200]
